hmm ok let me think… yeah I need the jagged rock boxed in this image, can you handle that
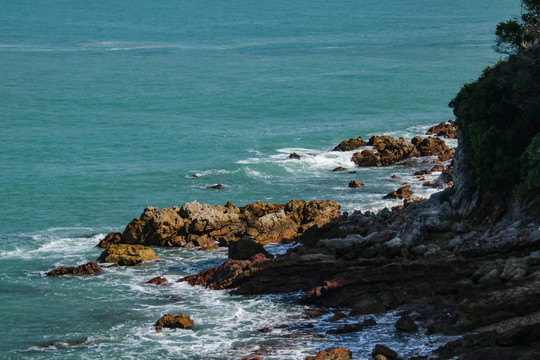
[146,276,168,285]
[47,262,102,276]
[436,147,456,162]
[97,232,122,248]
[333,137,366,151]
[415,136,449,157]
[228,237,273,260]
[500,258,529,281]
[97,244,158,266]
[414,169,432,176]
[431,164,446,172]
[395,314,419,333]
[108,200,340,248]
[305,347,352,360]
[426,120,457,138]
[372,344,398,360]
[289,152,302,159]
[333,167,348,172]
[423,181,435,186]
[383,185,414,199]
[349,180,365,188]
[354,136,420,167]
[155,313,194,331]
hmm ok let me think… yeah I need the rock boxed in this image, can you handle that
[395,314,419,333]
[109,200,341,248]
[305,347,352,360]
[426,120,457,138]
[47,262,103,276]
[391,174,398,179]
[431,164,446,172]
[422,181,434,187]
[331,310,347,321]
[500,258,529,281]
[97,244,158,266]
[372,345,398,360]
[333,137,367,151]
[352,136,420,167]
[414,169,432,176]
[328,323,364,334]
[199,244,220,251]
[333,167,348,172]
[146,276,168,285]
[383,185,414,199]
[97,232,122,248]
[415,136,449,157]
[289,152,302,159]
[349,180,365,188]
[208,184,225,189]
[155,313,194,331]
[258,327,271,333]
[436,147,456,162]
[228,237,273,260]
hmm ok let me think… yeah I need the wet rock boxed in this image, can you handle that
[349,180,365,188]
[333,167,348,172]
[415,136,450,157]
[500,258,529,281]
[199,245,220,251]
[330,310,347,321]
[436,147,456,162]
[306,310,325,319]
[97,244,158,266]
[258,327,271,333]
[426,120,457,138]
[328,323,364,334]
[208,184,225,189]
[422,181,434,186]
[146,276,168,285]
[333,136,367,151]
[395,314,419,333]
[47,261,103,276]
[372,344,398,360]
[353,136,420,167]
[431,164,446,172]
[228,237,273,260]
[305,347,352,360]
[97,232,122,248]
[155,313,194,331]
[383,185,414,199]
[391,174,398,179]
[414,169,432,176]
[289,152,302,159]
[404,197,427,206]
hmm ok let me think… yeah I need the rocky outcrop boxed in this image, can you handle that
[383,185,414,199]
[97,244,158,266]
[155,313,194,331]
[426,120,458,139]
[47,261,103,276]
[414,137,450,157]
[348,180,365,188]
[146,276,168,285]
[352,136,420,167]
[332,137,366,151]
[305,347,352,360]
[289,153,302,159]
[99,200,340,248]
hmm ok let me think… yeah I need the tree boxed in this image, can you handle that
[495,0,540,53]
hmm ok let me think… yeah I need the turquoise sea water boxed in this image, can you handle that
[0,1,520,358]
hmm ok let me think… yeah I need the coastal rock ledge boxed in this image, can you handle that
[98,200,341,248]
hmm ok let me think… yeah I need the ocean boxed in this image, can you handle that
[0,0,520,358]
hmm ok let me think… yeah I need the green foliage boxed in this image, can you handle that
[495,0,540,54]
[450,47,540,196]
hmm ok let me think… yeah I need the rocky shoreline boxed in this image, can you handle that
[47,122,539,359]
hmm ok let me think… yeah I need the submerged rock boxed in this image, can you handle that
[208,184,225,189]
[98,244,158,266]
[348,180,365,188]
[288,152,302,159]
[47,261,102,276]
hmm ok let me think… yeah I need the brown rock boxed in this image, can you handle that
[199,245,220,251]
[426,120,457,138]
[331,310,347,321]
[414,169,432,176]
[258,327,271,333]
[383,185,414,199]
[415,136,449,157]
[333,167,348,172]
[437,147,456,162]
[422,181,434,187]
[431,164,446,172]
[146,276,168,285]
[97,232,122,248]
[208,184,225,189]
[98,244,158,266]
[349,180,365,188]
[352,136,420,167]
[333,137,367,151]
[47,262,103,276]
[305,347,352,360]
[391,174,398,179]
[155,313,194,331]
[289,152,302,159]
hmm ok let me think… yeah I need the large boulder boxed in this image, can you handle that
[228,237,273,260]
[104,200,341,248]
[415,136,450,157]
[155,313,194,331]
[383,185,414,199]
[305,347,352,360]
[426,120,457,138]
[98,244,158,266]
[333,136,366,151]
[352,136,419,167]
[47,262,103,276]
